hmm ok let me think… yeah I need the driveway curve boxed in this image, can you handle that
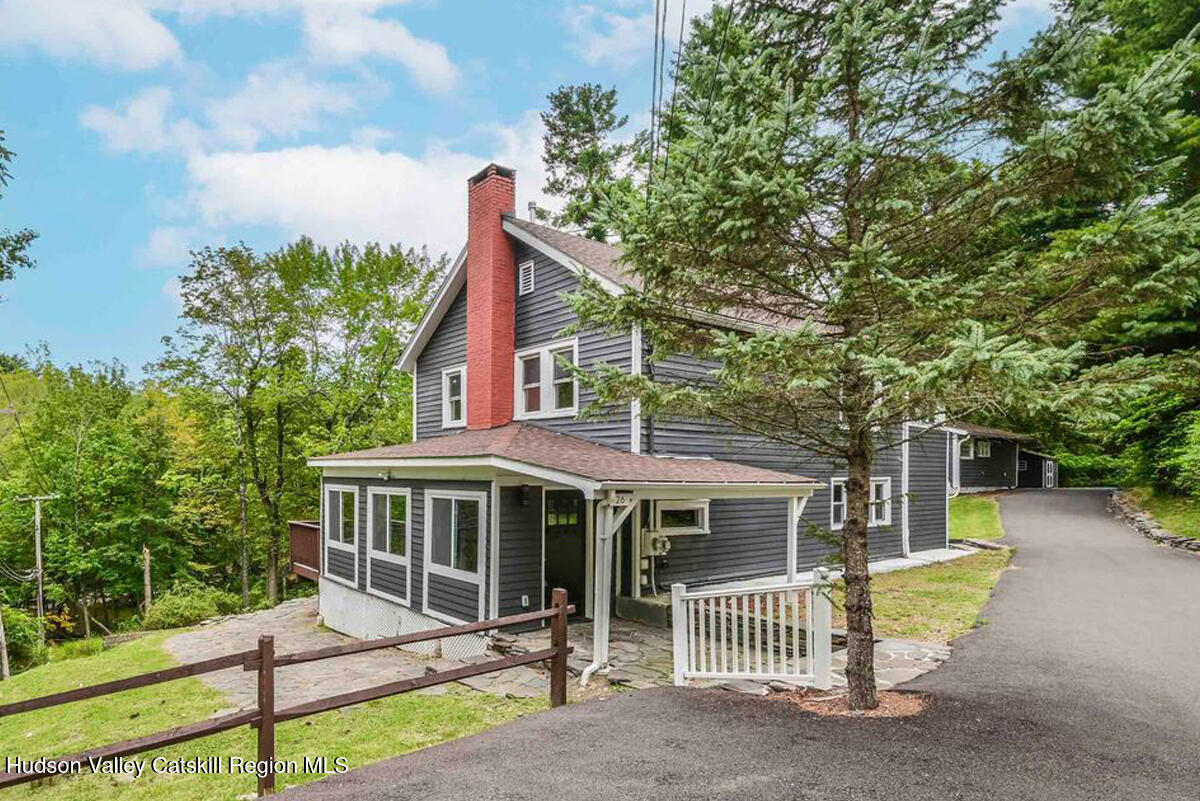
[283,490,1199,801]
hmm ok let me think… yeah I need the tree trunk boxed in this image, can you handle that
[842,434,879,710]
[239,478,251,609]
[142,544,153,614]
[0,608,10,680]
[80,597,91,639]
[266,537,279,605]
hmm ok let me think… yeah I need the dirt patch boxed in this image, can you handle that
[771,688,931,718]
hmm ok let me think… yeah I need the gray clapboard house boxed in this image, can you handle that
[947,421,1059,493]
[307,164,957,664]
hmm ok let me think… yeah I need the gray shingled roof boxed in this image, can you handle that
[312,423,819,487]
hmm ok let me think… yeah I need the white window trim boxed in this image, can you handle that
[960,437,975,461]
[653,499,709,535]
[518,260,535,296]
[423,490,486,587]
[869,477,893,527]
[366,487,411,606]
[513,338,579,421]
[975,439,991,458]
[322,484,358,590]
[830,477,892,530]
[441,365,466,429]
[324,484,358,553]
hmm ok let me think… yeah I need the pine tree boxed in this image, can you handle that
[570,0,1200,709]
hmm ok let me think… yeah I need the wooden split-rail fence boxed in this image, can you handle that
[0,589,574,796]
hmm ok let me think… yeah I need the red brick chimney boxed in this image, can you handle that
[465,164,517,429]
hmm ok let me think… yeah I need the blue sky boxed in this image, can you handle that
[0,0,1052,375]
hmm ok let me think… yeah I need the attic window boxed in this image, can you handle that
[518,261,535,296]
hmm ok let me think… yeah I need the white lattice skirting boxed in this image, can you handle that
[318,577,487,659]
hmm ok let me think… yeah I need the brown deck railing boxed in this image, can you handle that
[288,520,320,581]
[0,589,573,796]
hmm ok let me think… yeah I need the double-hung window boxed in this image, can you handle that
[514,339,578,419]
[975,439,991,458]
[325,486,357,550]
[442,366,466,428]
[426,493,483,581]
[368,488,409,562]
[830,477,892,529]
[869,477,892,526]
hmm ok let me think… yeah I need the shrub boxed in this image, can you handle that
[2,607,48,671]
[142,586,241,630]
[49,636,103,662]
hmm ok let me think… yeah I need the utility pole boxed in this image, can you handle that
[17,495,60,642]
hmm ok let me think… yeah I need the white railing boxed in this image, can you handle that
[670,568,833,689]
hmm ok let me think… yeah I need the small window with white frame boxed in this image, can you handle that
[514,339,578,419]
[959,437,975,461]
[830,477,891,529]
[518,260,535,295]
[325,485,357,549]
[442,366,466,428]
[975,439,991,458]
[654,499,709,535]
[869,477,892,526]
[368,488,409,562]
[830,480,847,530]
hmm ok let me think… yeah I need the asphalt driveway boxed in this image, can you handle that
[283,490,1199,800]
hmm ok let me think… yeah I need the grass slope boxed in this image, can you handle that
[832,495,1012,643]
[949,495,1005,540]
[0,631,543,800]
[1129,487,1200,540]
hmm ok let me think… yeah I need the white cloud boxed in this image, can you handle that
[79,87,205,154]
[206,62,359,149]
[140,225,202,268]
[998,0,1055,30]
[0,0,181,70]
[564,0,714,70]
[182,111,551,256]
[303,7,459,93]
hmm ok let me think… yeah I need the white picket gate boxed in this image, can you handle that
[670,568,833,689]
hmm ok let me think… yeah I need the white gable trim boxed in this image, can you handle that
[501,218,626,296]
[399,245,467,372]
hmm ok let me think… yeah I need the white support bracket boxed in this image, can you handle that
[580,492,637,686]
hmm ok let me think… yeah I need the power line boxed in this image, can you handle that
[648,0,665,197]
[661,0,689,175]
[0,372,48,494]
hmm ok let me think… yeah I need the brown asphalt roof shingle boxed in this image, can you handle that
[312,423,819,487]
[948,421,1032,442]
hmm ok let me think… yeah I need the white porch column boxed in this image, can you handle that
[580,492,635,686]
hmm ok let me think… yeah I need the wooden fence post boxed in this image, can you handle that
[811,569,833,690]
[549,588,568,708]
[256,635,276,796]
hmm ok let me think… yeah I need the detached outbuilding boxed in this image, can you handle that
[947,421,1059,493]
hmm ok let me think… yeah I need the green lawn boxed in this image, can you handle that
[949,495,1006,540]
[0,631,543,800]
[832,495,1012,643]
[1129,488,1200,540]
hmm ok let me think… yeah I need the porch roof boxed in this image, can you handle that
[308,422,820,492]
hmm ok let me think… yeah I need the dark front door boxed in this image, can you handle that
[544,490,586,614]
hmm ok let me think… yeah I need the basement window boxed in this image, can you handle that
[654,500,709,535]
